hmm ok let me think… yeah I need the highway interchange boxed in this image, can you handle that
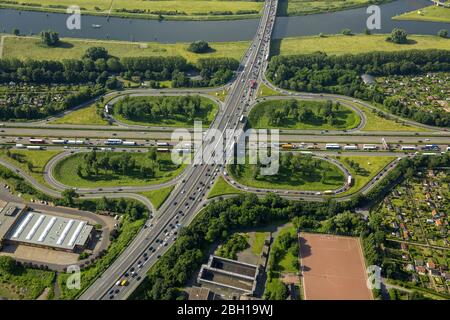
[0,0,448,301]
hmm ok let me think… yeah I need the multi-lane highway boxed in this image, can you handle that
[78,0,280,300]
[0,0,448,301]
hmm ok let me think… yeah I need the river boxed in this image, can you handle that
[0,0,448,43]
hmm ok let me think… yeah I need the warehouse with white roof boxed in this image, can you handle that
[0,202,93,253]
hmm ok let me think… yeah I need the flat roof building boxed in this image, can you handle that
[197,255,260,296]
[0,202,93,252]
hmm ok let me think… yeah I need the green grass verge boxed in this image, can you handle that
[228,156,345,191]
[275,34,450,56]
[50,103,108,125]
[140,185,175,210]
[251,232,269,256]
[58,216,145,299]
[341,100,430,132]
[393,5,450,23]
[53,152,185,188]
[1,35,250,63]
[0,149,62,189]
[207,176,244,199]
[248,99,360,130]
[0,266,55,300]
[337,155,397,196]
[257,83,284,98]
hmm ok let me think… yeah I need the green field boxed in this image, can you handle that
[0,149,62,188]
[1,36,250,63]
[393,5,450,23]
[0,262,55,300]
[341,100,430,132]
[50,103,108,125]
[248,100,360,130]
[337,155,397,196]
[0,0,263,20]
[278,0,387,16]
[112,95,218,127]
[257,83,283,98]
[275,34,450,56]
[251,232,269,256]
[53,152,185,188]
[140,186,175,210]
[228,154,345,191]
[207,176,244,199]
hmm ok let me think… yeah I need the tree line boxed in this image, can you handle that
[0,47,239,88]
[267,50,450,127]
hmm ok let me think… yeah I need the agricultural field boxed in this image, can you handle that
[275,34,450,56]
[278,0,386,16]
[393,5,450,23]
[375,73,450,115]
[372,169,450,297]
[0,0,263,20]
[53,151,185,188]
[248,99,360,130]
[112,95,218,127]
[228,153,345,191]
[1,36,250,63]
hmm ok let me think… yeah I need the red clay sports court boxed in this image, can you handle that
[299,233,373,300]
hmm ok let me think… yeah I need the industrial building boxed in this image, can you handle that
[0,202,93,253]
[197,255,260,296]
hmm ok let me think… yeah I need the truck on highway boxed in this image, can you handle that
[29,138,45,144]
[249,79,257,89]
[52,139,67,144]
[281,143,294,150]
[67,140,85,145]
[157,148,170,152]
[323,190,334,195]
[363,144,378,151]
[422,144,440,151]
[15,143,25,149]
[27,145,43,150]
[156,142,169,147]
[343,145,358,150]
[325,143,341,150]
[106,139,123,145]
[401,145,417,151]
[123,141,137,146]
[239,115,245,123]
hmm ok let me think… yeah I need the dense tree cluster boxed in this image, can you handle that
[187,41,211,53]
[77,150,160,180]
[265,99,342,126]
[387,28,408,44]
[216,233,249,260]
[40,30,60,47]
[115,95,211,123]
[267,50,450,127]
